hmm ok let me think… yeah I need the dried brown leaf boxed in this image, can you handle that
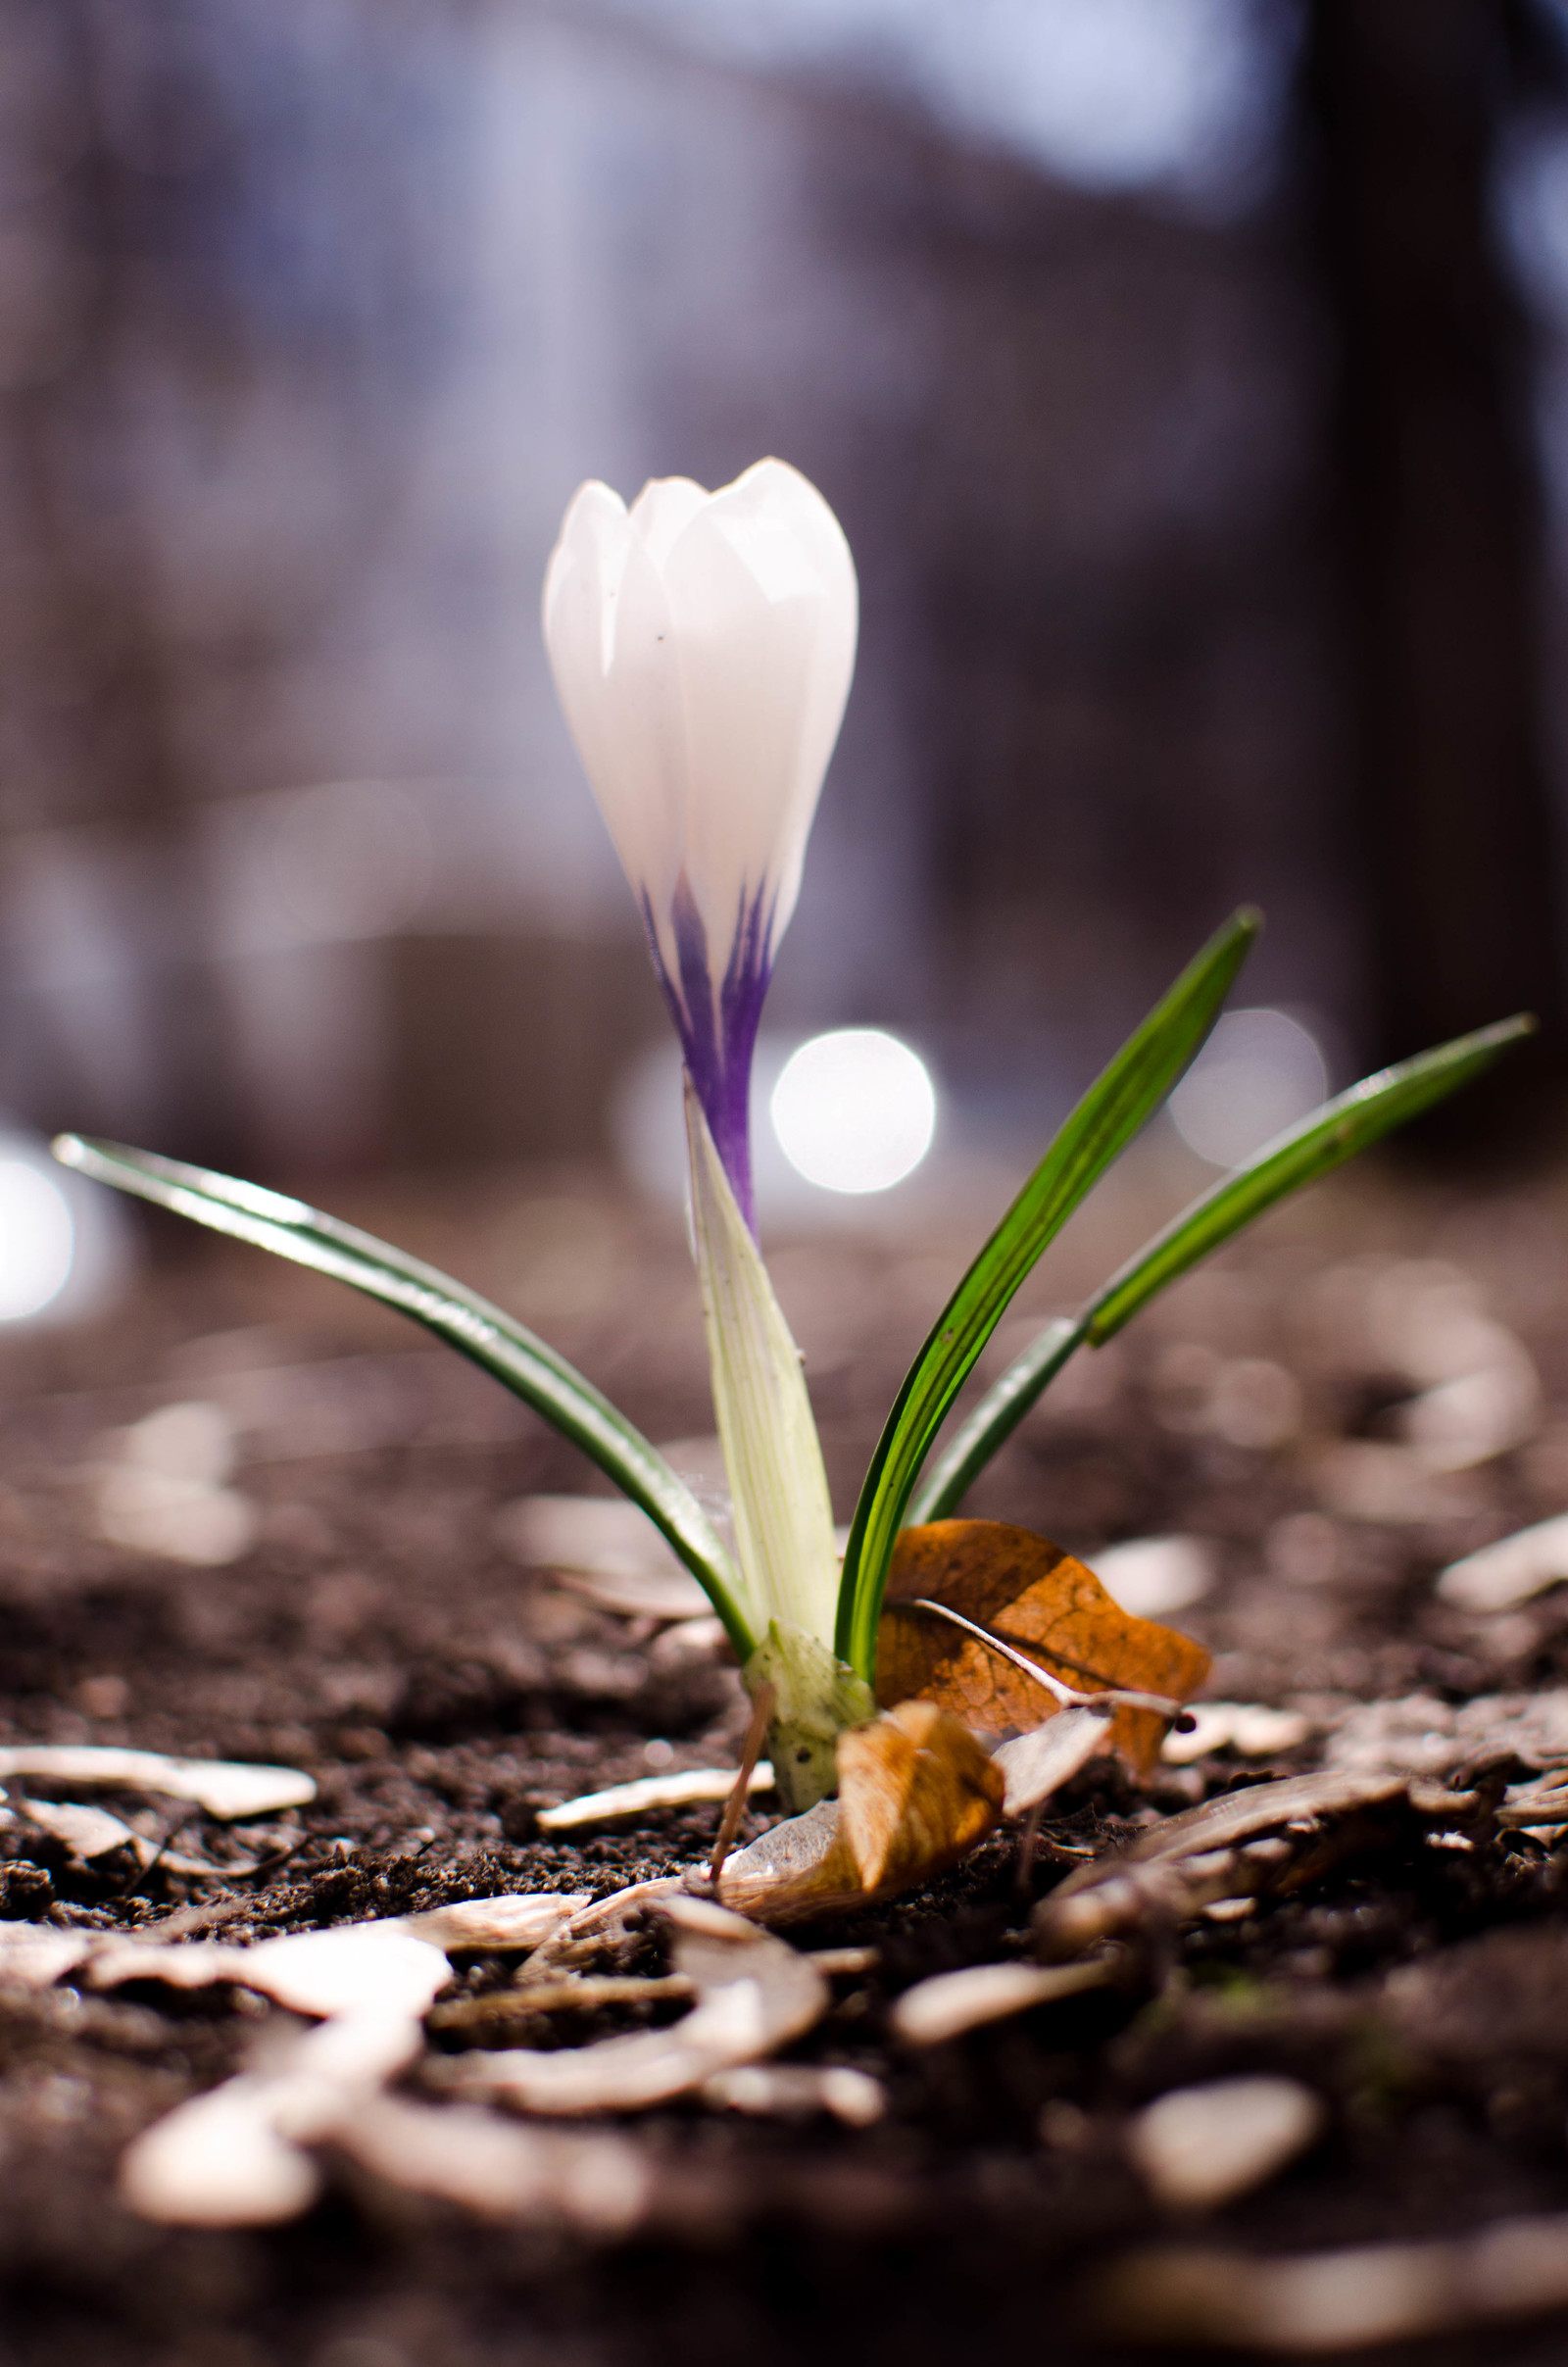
[838,1700,1004,1891]
[875,1521,1211,1770]
[716,1701,1004,1922]
[1034,1768,1479,1960]
[1063,1767,1411,1885]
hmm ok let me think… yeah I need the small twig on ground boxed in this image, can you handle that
[133,1894,260,1944]
[115,1808,200,1902]
[706,1681,775,1887]
[1014,1800,1048,1900]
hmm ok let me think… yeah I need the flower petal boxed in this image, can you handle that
[628,473,709,567]
[542,459,857,1223]
[660,459,857,966]
[542,481,686,929]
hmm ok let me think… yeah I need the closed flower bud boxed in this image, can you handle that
[543,457,857,1225]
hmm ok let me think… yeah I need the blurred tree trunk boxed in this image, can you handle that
[1306,0,1564,1141]
[0,0,245,1163]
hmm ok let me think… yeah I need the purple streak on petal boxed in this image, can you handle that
[639,874,776,1233]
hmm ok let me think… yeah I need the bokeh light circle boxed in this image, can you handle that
[769,1029,936,1194]
[1168,1009,1329,1168]
[0,1158,75,1320]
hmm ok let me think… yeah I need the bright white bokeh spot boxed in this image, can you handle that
[1168,1009,1329,1169]
[0,1157,75,1319]
[769,1029,936,1194]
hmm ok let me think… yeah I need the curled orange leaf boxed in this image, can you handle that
[875,1519,1210,1772]
[717,1700,1004,1921]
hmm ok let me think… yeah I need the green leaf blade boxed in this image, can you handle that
[912,1011,1535,1524]
[906,1312,1088,1526]
[833,906,1260,1680]
[52,1134,755,1659]
[1084,1012,1537,1343]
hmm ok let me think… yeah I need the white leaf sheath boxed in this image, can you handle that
[684,1081,839,1648]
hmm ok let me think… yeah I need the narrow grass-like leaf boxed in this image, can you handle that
[906,1314,1090,1527]
[834,908,1260,1681]
[52,1134,754,1657]
[911,1011,1535,1523]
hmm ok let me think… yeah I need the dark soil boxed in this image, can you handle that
[8,1153,1568,2367]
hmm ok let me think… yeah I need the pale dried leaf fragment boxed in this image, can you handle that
[892,1953,1119,2047]
[701,2063,886,2124]
[12,1797,257,1877]
[1061,1768,1411,1880]
[714,1800,844,1919]
[1325,1688,1568,1777]
[97,1463,258,1566]
[93,1896,590,2010]
[1035,1769,1476,1959]
[1093,1536,1214,1617]
[1037,1842,1290,1961]
[445,1895,827,2115]
[111,1895,598,2228]
[333,2092,658,2233]
[992,1706,1113,1814]
[405,1894,590,1950]
[1495,1771,1568,1831]
[1127,2076,1325,2212]
[523,1877,687,1973]
[122,2074,321,2227]
[1096,2209,1568,2351]
[17,1798,143,1861]
[91,1921,454,2018]
[1312,1441,1485,1525]
[0,1746,315,1818]
[1438,1514,1568,1613]
[537,1765,775,1832]
[121,2006,422,2226]
[1396,1347,1540,1471]
[89,1938,243,1992]
[1161,1704,1312,1766]
[0,1922,95,1990]
[429,1974,693,2037]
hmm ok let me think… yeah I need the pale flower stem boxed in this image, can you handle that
[684,1078,840,1650]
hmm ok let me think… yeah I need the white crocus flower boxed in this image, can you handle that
[542,457,858,1227]
[543,459,867,1806]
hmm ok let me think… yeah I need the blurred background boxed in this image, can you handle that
[4,0,1568,1259]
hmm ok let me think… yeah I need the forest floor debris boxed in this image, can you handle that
[10,1172,1568,2363]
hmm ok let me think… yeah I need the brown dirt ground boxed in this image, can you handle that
[8,1149,1568,2367]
